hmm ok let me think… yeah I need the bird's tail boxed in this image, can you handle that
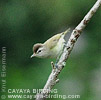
[62,28,70,36]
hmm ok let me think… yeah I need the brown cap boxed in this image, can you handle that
[33,43,43,53]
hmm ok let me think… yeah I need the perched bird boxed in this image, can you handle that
[31,28,70,59]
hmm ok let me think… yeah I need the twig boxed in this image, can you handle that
[35,0,101,100]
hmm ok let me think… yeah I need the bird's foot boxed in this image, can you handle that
[55,63,58,68]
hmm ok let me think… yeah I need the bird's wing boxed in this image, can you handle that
[44,33,62,49]
[43,28,70,49]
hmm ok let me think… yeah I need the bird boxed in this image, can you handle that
[31,28,70,59]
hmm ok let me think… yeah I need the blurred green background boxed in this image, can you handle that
[0,0,101,100]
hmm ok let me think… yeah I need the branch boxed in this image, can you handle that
[35,0,101,100]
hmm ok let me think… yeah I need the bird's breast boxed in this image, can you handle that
[50,37,65,58]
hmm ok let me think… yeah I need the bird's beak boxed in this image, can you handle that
[30,53,35,58]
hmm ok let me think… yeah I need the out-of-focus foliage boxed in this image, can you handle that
[0,0,101,100]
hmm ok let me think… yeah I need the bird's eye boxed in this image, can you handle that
[37,50,41,53]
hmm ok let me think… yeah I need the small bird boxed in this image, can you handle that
[31,28,70,59]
